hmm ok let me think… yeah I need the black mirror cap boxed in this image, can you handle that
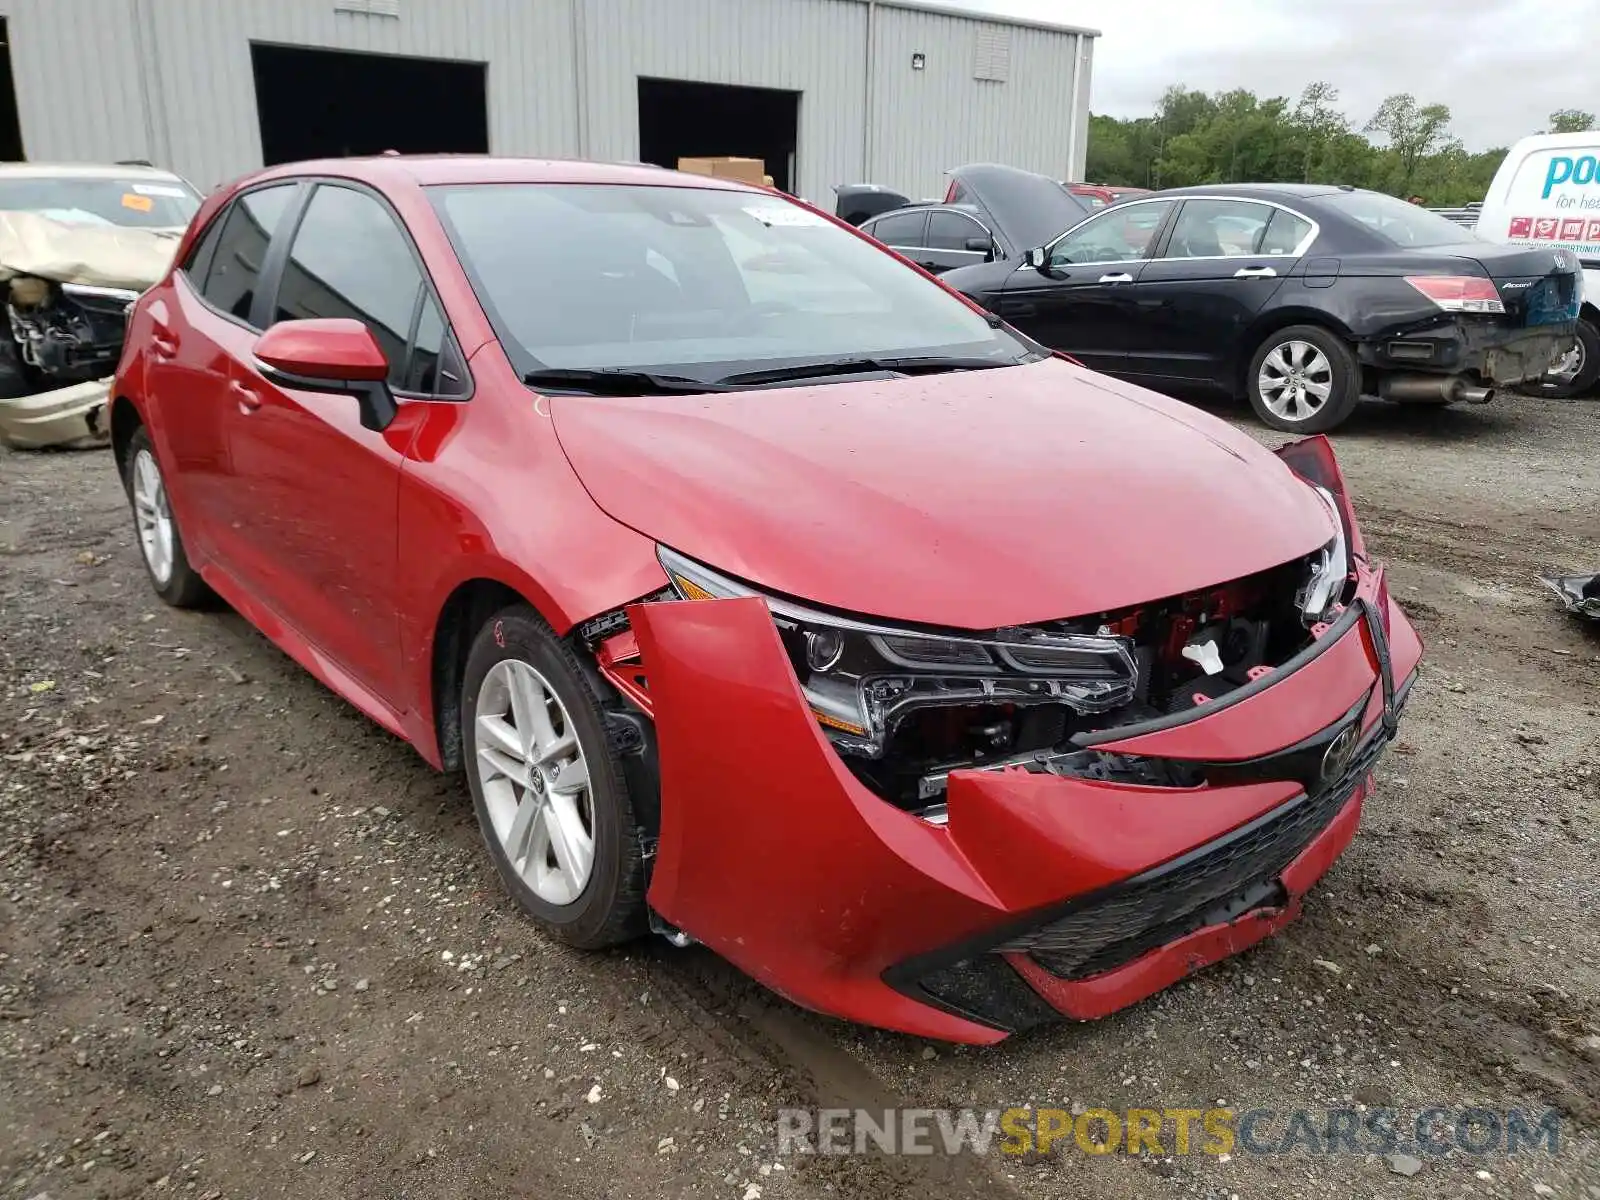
[257,364,398,433]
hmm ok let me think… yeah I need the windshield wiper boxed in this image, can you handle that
[523,367,729,396]
[714,355,1019,388]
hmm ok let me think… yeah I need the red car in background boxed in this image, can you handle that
[1066,182,1153,208]
[111,156,1420,1043]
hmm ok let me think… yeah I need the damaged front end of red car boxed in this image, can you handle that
[579,436,1422,1043]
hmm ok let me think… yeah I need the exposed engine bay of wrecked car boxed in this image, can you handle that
[0,211,178,447]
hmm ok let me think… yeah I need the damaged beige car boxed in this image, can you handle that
[0,163,198,448]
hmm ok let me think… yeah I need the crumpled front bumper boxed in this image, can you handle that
[628,563,1422,1044]
[0,378,111,449]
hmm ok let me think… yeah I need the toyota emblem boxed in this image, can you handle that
[1320,724,1359,787]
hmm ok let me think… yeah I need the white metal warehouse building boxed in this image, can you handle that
[0,0,1095,205]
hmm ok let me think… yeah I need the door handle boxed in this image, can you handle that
[1099,272,1135,284]
[229,379,262,413]
[1234,266,1278,279]
[150,326,179,358]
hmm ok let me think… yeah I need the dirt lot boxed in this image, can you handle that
[2,391,1598,1200]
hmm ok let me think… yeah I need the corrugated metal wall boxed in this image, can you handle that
[0,0,1090,203]
[134,0,578,190]
[5,0,154,168]
[869,5,1088,200]
[3,0,579,189]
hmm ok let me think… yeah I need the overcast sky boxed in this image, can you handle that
[956,0,1596,151]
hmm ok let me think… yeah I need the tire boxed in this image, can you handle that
[1245,325,1362,433]
[1524,317,1600,399]
[460,604,646,949]
[121,426,212,608]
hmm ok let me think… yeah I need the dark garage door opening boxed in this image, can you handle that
[638,78,799,193]
[0,19,25,161]
[251,43,488,165]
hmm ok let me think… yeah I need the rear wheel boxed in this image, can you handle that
[122,426,211,608]
[1246,325,1361,433]
[1525,317,1600,399]
[460,605,646,949]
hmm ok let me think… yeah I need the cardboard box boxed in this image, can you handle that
[676,156,768,186]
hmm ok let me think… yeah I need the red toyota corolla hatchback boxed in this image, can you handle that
[111,156,1421,1043]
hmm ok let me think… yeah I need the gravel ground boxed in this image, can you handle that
[1,391,1597,1199]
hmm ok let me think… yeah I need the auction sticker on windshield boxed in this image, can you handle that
[743,202,828,228]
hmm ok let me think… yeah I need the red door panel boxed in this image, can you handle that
[223,362,412,707]
[142,283,240,568]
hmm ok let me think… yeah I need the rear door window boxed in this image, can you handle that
[1163,200,1274,258]
[197,184,296,326]
[867,211,928,248]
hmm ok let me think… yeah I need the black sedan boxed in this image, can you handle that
[858,203,1000,274]
[849,164,1089,275]
[940,182,1583,431]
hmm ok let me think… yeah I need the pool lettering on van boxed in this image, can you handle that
[1543,154,1600,199]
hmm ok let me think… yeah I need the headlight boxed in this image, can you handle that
[657,545,1138,757]
[1298,484,1351,626]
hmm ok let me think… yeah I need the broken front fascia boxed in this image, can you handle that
[624,567,1421,1042]
[650,529,1350,807]
[654,543,1139,757]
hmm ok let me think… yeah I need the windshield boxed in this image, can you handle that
[1324,191,1474,249]
[0,175,201,228]
[430,183,1032,380]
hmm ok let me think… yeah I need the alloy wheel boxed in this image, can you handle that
[131,448,175,585]
[475,659,595,907]
[1258,339,1334,423]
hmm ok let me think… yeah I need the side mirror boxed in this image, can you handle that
[253,318,398,433]
[964,236,997,261]
[1023,247,1047,270]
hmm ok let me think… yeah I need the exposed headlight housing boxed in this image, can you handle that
[657,545,1138,758]
[1298,484,1352,626]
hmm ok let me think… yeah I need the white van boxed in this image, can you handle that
[1476,132,1600,396]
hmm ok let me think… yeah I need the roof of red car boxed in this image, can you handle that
[237,155,763,192]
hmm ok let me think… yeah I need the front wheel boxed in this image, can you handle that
[1525,317,1599,399]
[1245,325,1361,433]
[460,605,646,949]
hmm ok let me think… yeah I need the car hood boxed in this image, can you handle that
[550,358,1335,629]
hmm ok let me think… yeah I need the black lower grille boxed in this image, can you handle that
[996,731,1388,981]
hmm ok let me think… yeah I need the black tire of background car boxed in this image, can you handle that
[121,426,214,608]
[0,337,33,399]
[1245,324,1362,433]
[459,604,647,949]
[1523,317,1600,400]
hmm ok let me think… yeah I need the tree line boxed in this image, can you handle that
[1084,84,1596,207]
